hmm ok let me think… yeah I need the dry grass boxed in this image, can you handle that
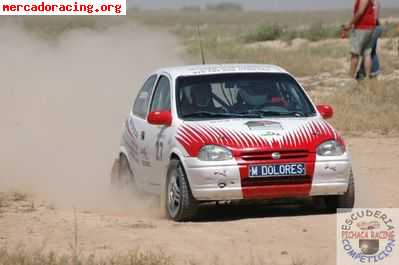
[0,192,28,209]
[131,8,399,28]
[184,37,347,76]
[11,192,28,202]
[0,247,309,265]
[0,192,38,215]
[0,193,7,210]
[321,80,399,135]
[291,258,307,265]
[0,191,173,265]
[0,16,127,41]
[4,9,397,78]
[132,10,349,76]
[0,247,173,265]
[379,49,399,74]
[131,9,399,77]
[131,9,399,135]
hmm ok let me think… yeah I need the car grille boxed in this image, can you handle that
[240,149,309,161]
[242,176,311,186]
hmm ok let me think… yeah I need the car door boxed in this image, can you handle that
[139,75,173,194]
[128,74,157,190]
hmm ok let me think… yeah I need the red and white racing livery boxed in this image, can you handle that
[112,64,355,221]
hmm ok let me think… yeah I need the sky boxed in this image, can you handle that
[130,0,399,11]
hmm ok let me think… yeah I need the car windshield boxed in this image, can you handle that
[176,73,316,120]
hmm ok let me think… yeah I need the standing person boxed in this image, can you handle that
[357,0,382,80]
[343,0,377,79]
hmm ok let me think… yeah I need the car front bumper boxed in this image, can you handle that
[182,154,352,201]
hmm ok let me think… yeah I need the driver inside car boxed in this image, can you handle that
[232,81,289,113]
[232,82,269,112]
[180,83,221,116]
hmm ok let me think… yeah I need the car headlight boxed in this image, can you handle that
[198,145,233,161]
[317,140,345,156]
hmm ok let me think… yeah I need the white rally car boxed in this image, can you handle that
[112,64,354,221]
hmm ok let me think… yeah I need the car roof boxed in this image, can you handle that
[156,64,289,80]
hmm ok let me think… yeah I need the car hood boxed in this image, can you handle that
[176,117,343,156]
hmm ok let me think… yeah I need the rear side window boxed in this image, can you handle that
[150,76,171,112]
[133,75,157,119]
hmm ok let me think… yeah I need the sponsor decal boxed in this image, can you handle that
[260,131,281,137]
[189,65,275,75]
[337,208,398,265]
[245,120,283,131]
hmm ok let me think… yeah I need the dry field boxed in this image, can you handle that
[1,9,399,265]
[132,9,399,135]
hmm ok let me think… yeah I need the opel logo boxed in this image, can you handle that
[272,152,281,160]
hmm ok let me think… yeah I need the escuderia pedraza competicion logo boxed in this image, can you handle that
[337,209,398,265]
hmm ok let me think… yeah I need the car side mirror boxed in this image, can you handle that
[147,110,172,126]
[316,105,334,119]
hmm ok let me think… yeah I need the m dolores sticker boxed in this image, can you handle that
[337,208,398,265]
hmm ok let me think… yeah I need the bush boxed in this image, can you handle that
[245,24,285,42]
[15,16,126,40]
[245,22,341,43]
[206,3,243,12]
[299,22,341,41]
[381,22,399,38]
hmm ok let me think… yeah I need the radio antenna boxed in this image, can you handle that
[196,24,206,65]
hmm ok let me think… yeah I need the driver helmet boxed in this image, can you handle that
[238,81,268,106]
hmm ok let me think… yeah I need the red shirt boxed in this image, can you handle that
[354,0,376,29]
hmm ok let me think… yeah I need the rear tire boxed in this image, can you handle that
[111,154,136,195]
[324,171,355,213]
[164,160,198,222]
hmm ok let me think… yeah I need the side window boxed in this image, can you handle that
[133,75,157,119]
[150,76,171,112]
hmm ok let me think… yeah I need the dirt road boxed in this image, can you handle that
[1,22,399,265]
[1,137,399,265]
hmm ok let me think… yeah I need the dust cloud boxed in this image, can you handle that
[0,19,184,212]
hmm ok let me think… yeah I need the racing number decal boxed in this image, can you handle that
[155,141,164,161]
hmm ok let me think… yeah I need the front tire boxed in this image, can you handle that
[164,160,198,222]
[324,171,355,213]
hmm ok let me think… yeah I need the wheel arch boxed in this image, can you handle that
[167,151,184,182]
[167,148,190,182]
[167,149,194,195]
[118,146,135,174]
[119,146,129,161]
[168,147,187,166]
[164,151,198,221]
